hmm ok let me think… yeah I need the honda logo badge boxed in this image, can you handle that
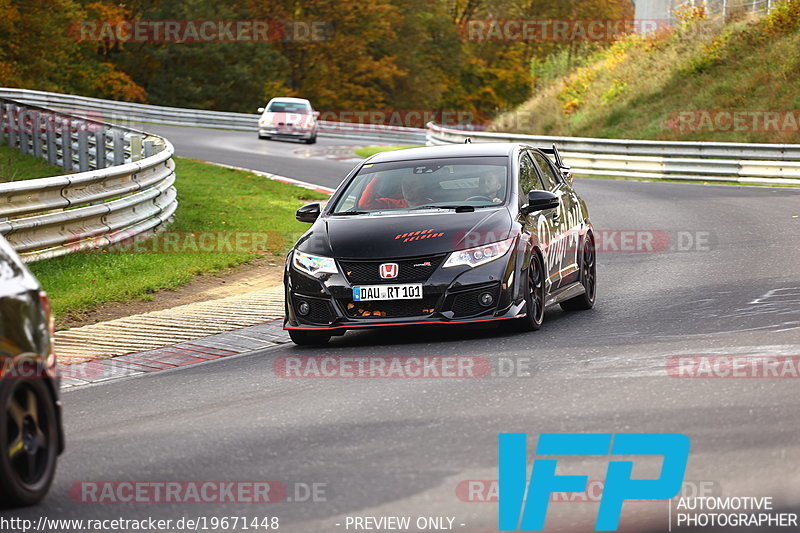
[380,263,399,279]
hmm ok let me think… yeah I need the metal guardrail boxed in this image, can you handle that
[426,123,800,186]
[0,88,427,145]
[0,98,178,261]
[4,86,797,224]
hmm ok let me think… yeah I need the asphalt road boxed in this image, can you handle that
[4,127,800,532]
[141,124,368,188]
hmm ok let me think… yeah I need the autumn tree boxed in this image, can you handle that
[0,0,144,101]
[2,0,637,118]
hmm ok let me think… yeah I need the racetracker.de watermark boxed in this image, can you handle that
[273,356,491,379]
[666,110,800,134]
[278,355,725,379]
[70,19,331,43]
[1,107,134,133]
[70,481,283,504]
[80,229,713,257]
[316,110,489,129]
[454,229,714,254]
[456,479,721,502]
[68,481,327,504]
[667,356,800,378]
[66,231,285,254]
[459,19,669,41]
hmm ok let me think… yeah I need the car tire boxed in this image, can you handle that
[0,377,59,508]
[511,252,545,332]
[258,134,271,140]
[305,135,317,145]
[560,233,596,311]
[289,329,331,346]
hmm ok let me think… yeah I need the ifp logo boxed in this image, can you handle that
[498,433,690,531]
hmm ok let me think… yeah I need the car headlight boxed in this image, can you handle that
[293,250,338,276]
[443,237,515,269]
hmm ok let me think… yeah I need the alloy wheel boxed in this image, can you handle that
[6,382,52,489]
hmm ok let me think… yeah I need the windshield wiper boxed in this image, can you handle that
[415,204,477,212]
[332,210,369,216]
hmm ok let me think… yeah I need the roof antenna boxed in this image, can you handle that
[464,138,472,144]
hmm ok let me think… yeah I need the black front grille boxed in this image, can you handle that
[339,255,445,284]
[292,273,325,295]
[450,284,501,318]
[338,295,440,319]
[293,296,334,324]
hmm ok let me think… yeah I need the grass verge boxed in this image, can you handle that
[0,145,66,182]
[19,155,327,321]
[354,145,421,158]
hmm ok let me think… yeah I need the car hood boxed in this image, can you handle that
[297,208,513,259]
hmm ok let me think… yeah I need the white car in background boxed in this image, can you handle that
[257,97,319,144]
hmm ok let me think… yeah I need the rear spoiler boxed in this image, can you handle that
[540,144,565,168]
[540,144,573,183]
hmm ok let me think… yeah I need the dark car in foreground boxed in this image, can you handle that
[0,236,63,506]
[284,143,596,345]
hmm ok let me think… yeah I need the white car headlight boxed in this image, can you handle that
[443,237,515,269]
[293,250,338,276]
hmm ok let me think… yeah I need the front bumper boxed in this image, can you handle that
[259,126,315,139]
[284,251,525,332]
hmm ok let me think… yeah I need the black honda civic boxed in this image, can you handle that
[284,142,596,345]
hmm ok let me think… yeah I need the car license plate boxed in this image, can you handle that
[353,284,423,301]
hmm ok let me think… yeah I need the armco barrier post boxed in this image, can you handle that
[10,105,19,149]
[12,106,20,149]
[143,139,156,158]
[17,108,28,155]
[0,102,6,147]
[94,127,106,169]
[113,129,125,166]
[77,124,89,172]
[46,115,58,166]
[130,134,142,162]
[6,104,15,150]
[61,118,72,172]
[31,111,42,158]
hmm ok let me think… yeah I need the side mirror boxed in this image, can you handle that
[296,203,321,223]
[312,110,320,118]
[522,190,559,215]
[257,107,265,113]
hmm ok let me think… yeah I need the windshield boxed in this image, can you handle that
[331,157,509,214]
[266,101,311,114]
